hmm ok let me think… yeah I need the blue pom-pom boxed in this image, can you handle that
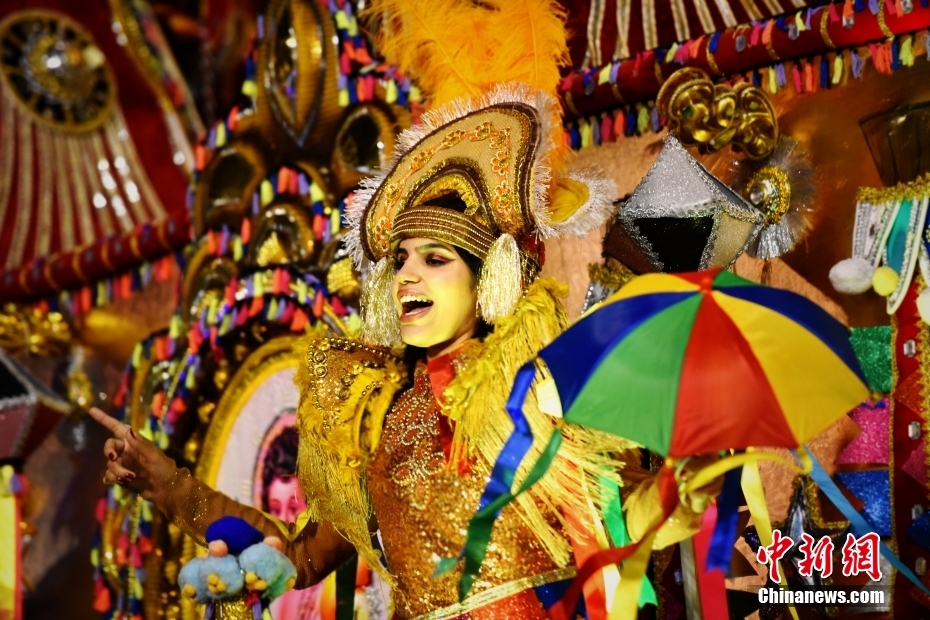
[266,555,297,601]
[177,558,209,604]
[205,516,264,555]
[198,554,244,600]
[239,543,290,597]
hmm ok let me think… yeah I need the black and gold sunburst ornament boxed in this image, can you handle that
[729,137,816,260]
[0,10,116,133]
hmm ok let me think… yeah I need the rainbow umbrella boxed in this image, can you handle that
[447,268,870,617]
[540,268,868,457]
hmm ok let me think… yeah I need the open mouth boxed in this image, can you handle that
[399,294,434,321]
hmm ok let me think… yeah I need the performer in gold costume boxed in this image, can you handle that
[91,2,718,617]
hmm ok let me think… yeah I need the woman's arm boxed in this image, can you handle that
[90,407,355,588]
[156,466,355,587]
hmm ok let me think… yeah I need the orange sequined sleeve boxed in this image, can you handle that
[152,466,356,588]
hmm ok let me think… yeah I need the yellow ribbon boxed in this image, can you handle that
[608,529,658,620]
[680,450,807,497]
[741,449,800,620]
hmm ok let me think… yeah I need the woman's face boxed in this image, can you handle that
[267,476,306,522]
[391,237,479,357]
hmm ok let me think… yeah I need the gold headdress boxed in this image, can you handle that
[346,0,618,346]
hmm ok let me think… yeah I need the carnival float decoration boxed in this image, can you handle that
[5,0,930,617]
[90,1,408,619]
[729,137,817,261]
[0,350,72,620]
[0,5,193,279]
[612,134,763,275]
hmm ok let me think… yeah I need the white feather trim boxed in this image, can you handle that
[536,166,619,238]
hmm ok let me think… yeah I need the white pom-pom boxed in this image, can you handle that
[918,289,930,324]
[829,258,874,294]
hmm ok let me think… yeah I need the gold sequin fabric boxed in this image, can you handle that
[368,363,563,619]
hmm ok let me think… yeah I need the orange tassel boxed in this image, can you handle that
[93,586,112,612]
[290,308,309,332]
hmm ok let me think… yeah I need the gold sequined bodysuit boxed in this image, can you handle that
[368,356,568,619]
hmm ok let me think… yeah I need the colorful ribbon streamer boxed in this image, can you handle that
[706,466,743,572]
[600,476,657,607]
[439,362,563,601]
[693,504,729,618]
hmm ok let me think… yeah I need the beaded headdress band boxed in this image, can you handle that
[391,206,496,260]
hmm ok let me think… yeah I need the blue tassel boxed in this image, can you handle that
[569,124,581,149]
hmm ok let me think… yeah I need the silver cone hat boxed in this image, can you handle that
[617,135,763,272]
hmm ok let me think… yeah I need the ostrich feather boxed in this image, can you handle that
[365,0,569,108]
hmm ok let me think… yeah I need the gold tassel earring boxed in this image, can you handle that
[477,234,523,323]
[360,256,402,347]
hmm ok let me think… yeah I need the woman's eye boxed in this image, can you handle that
[393,259,406,271]
[426,254,450,266]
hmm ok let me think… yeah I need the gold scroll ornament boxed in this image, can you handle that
[657,67,778,159]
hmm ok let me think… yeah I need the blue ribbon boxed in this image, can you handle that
[477,362,538,512]
[795,448,930,597]
[706,466,743,573]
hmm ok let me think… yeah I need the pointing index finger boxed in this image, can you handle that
[89,406,130,439]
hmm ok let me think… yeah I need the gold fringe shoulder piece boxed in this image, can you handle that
[365,0,570,109]
[293,333,408,585]
[442,278,639,567]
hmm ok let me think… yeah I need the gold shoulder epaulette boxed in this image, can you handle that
[293,335,406,584]
[301,336,406,461]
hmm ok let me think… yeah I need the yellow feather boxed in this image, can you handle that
[365,0,570,107]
